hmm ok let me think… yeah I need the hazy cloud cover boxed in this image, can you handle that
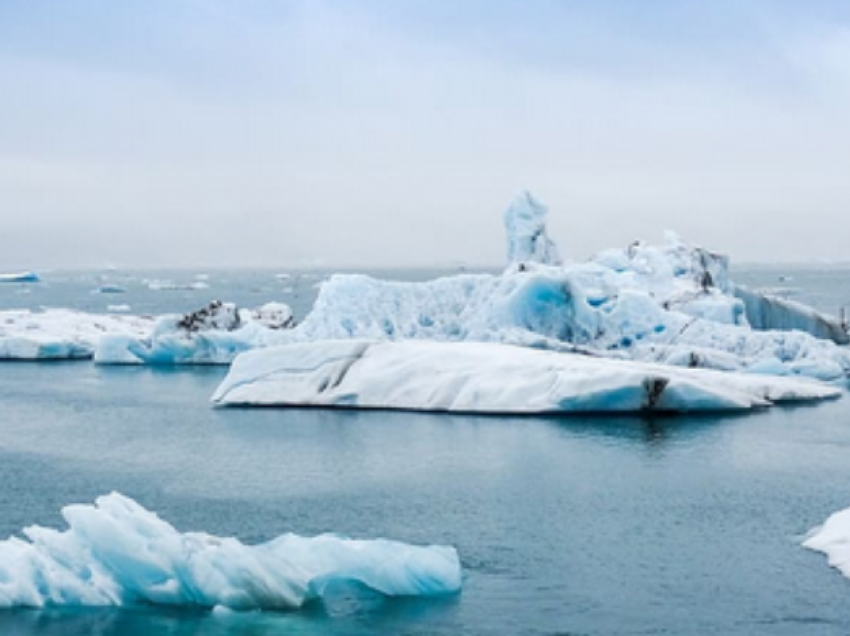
[1,0,849,268]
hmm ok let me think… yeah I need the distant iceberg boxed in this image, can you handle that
[0,271,40,283]
[0,492,461,610]
[94,284,127,294]
[5,192,850,381]
[212,339,839,413]
[95,301,295,364]
[146,279,209,291]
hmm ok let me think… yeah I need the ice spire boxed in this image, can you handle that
[504,191,562,267]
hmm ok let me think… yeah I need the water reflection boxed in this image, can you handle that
[0,590,461,636]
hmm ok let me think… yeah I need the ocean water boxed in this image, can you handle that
[1,266,849,635]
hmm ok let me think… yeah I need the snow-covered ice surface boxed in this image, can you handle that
[0,492,461,610]
[212,339,839,413]
[0,309,152,360]
[803,506,850,581]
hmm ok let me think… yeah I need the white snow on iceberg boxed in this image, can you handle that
[0,309,152,360]
[0,493,461,610]
[212,339,839,413]
[803,505,850,581]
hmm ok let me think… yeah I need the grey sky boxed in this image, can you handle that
[1,1,849,269]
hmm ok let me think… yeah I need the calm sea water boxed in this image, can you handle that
[1,266,849,635]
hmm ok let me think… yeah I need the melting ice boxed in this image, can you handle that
[0,493,461,610]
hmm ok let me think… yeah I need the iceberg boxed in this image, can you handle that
[0,309,152,360]
[0,271,40,283]
[211,339,839,413]
[94,284,127,294]
[286,260,850,381]
[95,301,295,365]
[803,505,850,581]
[146,279,210,291]
[0,492,461,610]
[10,192,850,381]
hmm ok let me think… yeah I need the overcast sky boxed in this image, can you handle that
[1,0,849,269]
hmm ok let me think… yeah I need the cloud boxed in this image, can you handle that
[0,1,849,268]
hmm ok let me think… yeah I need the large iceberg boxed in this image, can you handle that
[212,339,839,413]
[286,257,850,382]
[0,309,152,360]
[0,493,461,610]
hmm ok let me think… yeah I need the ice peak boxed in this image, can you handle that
[504,191,563,267]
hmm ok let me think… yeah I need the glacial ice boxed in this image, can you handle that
[146,279,210,291]
[95,301,295,365]
[0,310,152,360]
[288,257,850,381]
[735,286,849,345]
[211,339,839,413]
[0,271,40,283]
[504,191,562,266]
[5,192,850,386]
[0,492,461,610]
[803,505,850,581]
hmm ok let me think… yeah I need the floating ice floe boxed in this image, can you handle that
[95,301,295,364]
[0,271,40,283]
[93,284,127,294]
[212,339,839,413]
[0,309,152,360]
[146,280,210,291]
[0,492,461,610]
[803,506,850,581]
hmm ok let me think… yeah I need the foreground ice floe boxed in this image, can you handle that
[0,493,461,610]
[803,506,850,580]
[212,339,839,413]
[0,309,153,360]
